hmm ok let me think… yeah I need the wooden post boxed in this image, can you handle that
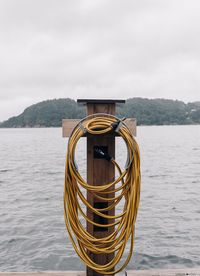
[77,99,125,276]
[62,100,138,275]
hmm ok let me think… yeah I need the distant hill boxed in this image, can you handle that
[0,98,85,128]
[117,98,200,125]
[1,97,200,127]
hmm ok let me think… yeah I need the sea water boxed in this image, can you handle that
[0,126,200,271]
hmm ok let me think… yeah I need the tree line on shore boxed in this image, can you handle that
[1,97,200,127]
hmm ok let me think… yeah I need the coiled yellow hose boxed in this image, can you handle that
[64,114,141,275]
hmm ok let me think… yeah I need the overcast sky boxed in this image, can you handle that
[0,0,200,121]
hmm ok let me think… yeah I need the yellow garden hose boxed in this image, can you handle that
[64,114,141,274]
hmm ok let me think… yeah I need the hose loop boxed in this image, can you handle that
[64,113,141,274]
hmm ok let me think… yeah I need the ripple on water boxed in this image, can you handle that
[0,126,200,271]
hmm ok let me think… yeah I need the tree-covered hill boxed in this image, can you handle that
[0,98,85,127]
[1,97,200,127]
[117,98,199,125]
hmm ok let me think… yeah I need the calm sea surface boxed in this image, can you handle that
[0,126,200,271]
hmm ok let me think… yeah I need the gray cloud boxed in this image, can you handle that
[0,0,200,120]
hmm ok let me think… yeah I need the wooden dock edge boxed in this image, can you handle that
[1,269,200,276]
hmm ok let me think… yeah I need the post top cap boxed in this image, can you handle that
[77,99,125,105]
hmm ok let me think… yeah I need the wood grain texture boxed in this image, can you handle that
[62,119,80,137]
[62,118,136,137]
[1,269,200,276]
[127,269,200,276]
[86,103,115,276]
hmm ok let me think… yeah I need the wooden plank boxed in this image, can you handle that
[62,118,136,137]
[1,269,200,276]
[127,269,200,275]
[0,273,85,276]
[62,119,80,137]
[77,99,125,105]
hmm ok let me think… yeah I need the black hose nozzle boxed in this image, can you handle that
[94,147,112,161]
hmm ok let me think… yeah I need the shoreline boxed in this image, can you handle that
[1,123,200,129]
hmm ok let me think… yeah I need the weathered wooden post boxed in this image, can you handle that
[62,99,136,276]
[78,99,124,276]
